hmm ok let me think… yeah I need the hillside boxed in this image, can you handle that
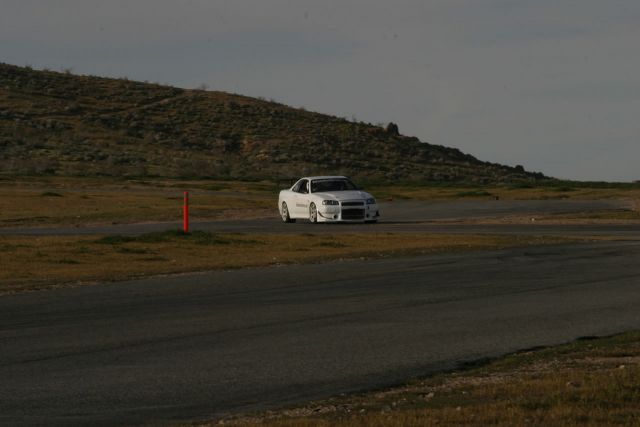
[0,63,545,183]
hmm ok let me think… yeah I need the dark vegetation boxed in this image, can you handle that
[0,63,546,183]
[94,230,234,245]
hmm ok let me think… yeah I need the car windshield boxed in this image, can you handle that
[311,179,358,193]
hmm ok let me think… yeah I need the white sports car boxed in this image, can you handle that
[278,176,380,223]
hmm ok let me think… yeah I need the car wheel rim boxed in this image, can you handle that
[281,203,288,221]
[310,205,317,222]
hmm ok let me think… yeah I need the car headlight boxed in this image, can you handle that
[322,200,339,205]
[366,198,376,205]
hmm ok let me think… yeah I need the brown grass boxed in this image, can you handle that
[437,209,640,226]
[0,232,576,295]
[207,332,640,427]
[370,184,640,202]
[2,177,639,228]
[0,177,275,227]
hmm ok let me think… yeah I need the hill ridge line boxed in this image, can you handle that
[0,63,545,183]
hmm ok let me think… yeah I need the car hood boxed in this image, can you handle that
[313,191,373,201]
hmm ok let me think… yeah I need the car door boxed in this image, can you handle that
[293,179,310,217]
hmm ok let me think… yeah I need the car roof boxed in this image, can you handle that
[299,176,348,181]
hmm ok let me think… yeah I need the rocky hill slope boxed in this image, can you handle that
[0,63,545,183]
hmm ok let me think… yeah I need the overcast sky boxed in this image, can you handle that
[2,1,639,181]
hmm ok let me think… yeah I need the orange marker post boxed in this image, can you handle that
[183,191,189,234]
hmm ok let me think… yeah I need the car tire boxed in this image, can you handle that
[309,203,318,223]
[281,202,295,223]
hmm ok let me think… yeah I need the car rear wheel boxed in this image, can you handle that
[309,203,318,223]
[281,202,295,223]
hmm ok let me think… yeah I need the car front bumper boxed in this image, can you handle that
[318,203,380,222]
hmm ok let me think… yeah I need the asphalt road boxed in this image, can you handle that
[2,240,640,425]
[1,199,636,237]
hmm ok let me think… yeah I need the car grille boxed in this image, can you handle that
[341,201,364,207]
[341,209,365,220]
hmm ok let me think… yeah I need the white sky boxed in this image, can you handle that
[2,0,639,181]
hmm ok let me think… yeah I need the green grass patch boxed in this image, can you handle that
[94,235,138,245]
[455,190,493,198]
[94,230,232,245]
[314,241,349,248]
[553,186,577,192]
[55,258,80,264]
[508,182,535,189]
[204,184,227,191]
[0,243,28,252]
[40,191,64,197]
[140,256,168,262]
[116,247,152,254]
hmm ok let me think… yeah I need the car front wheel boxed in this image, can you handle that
[309,203,318,223]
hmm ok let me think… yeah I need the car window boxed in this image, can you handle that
[293,179,309,194]
[311,179,357,193]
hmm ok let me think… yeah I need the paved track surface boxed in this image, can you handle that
[1,199,636,237]
[2,241,640,425]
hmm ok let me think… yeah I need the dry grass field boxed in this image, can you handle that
[369,182,640,203]
[0,176,631,297]
[207,332,640,427]
[0,231,576,295]
[2,176,638,426]
[0,176,275,227]
[1,177,639,228]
